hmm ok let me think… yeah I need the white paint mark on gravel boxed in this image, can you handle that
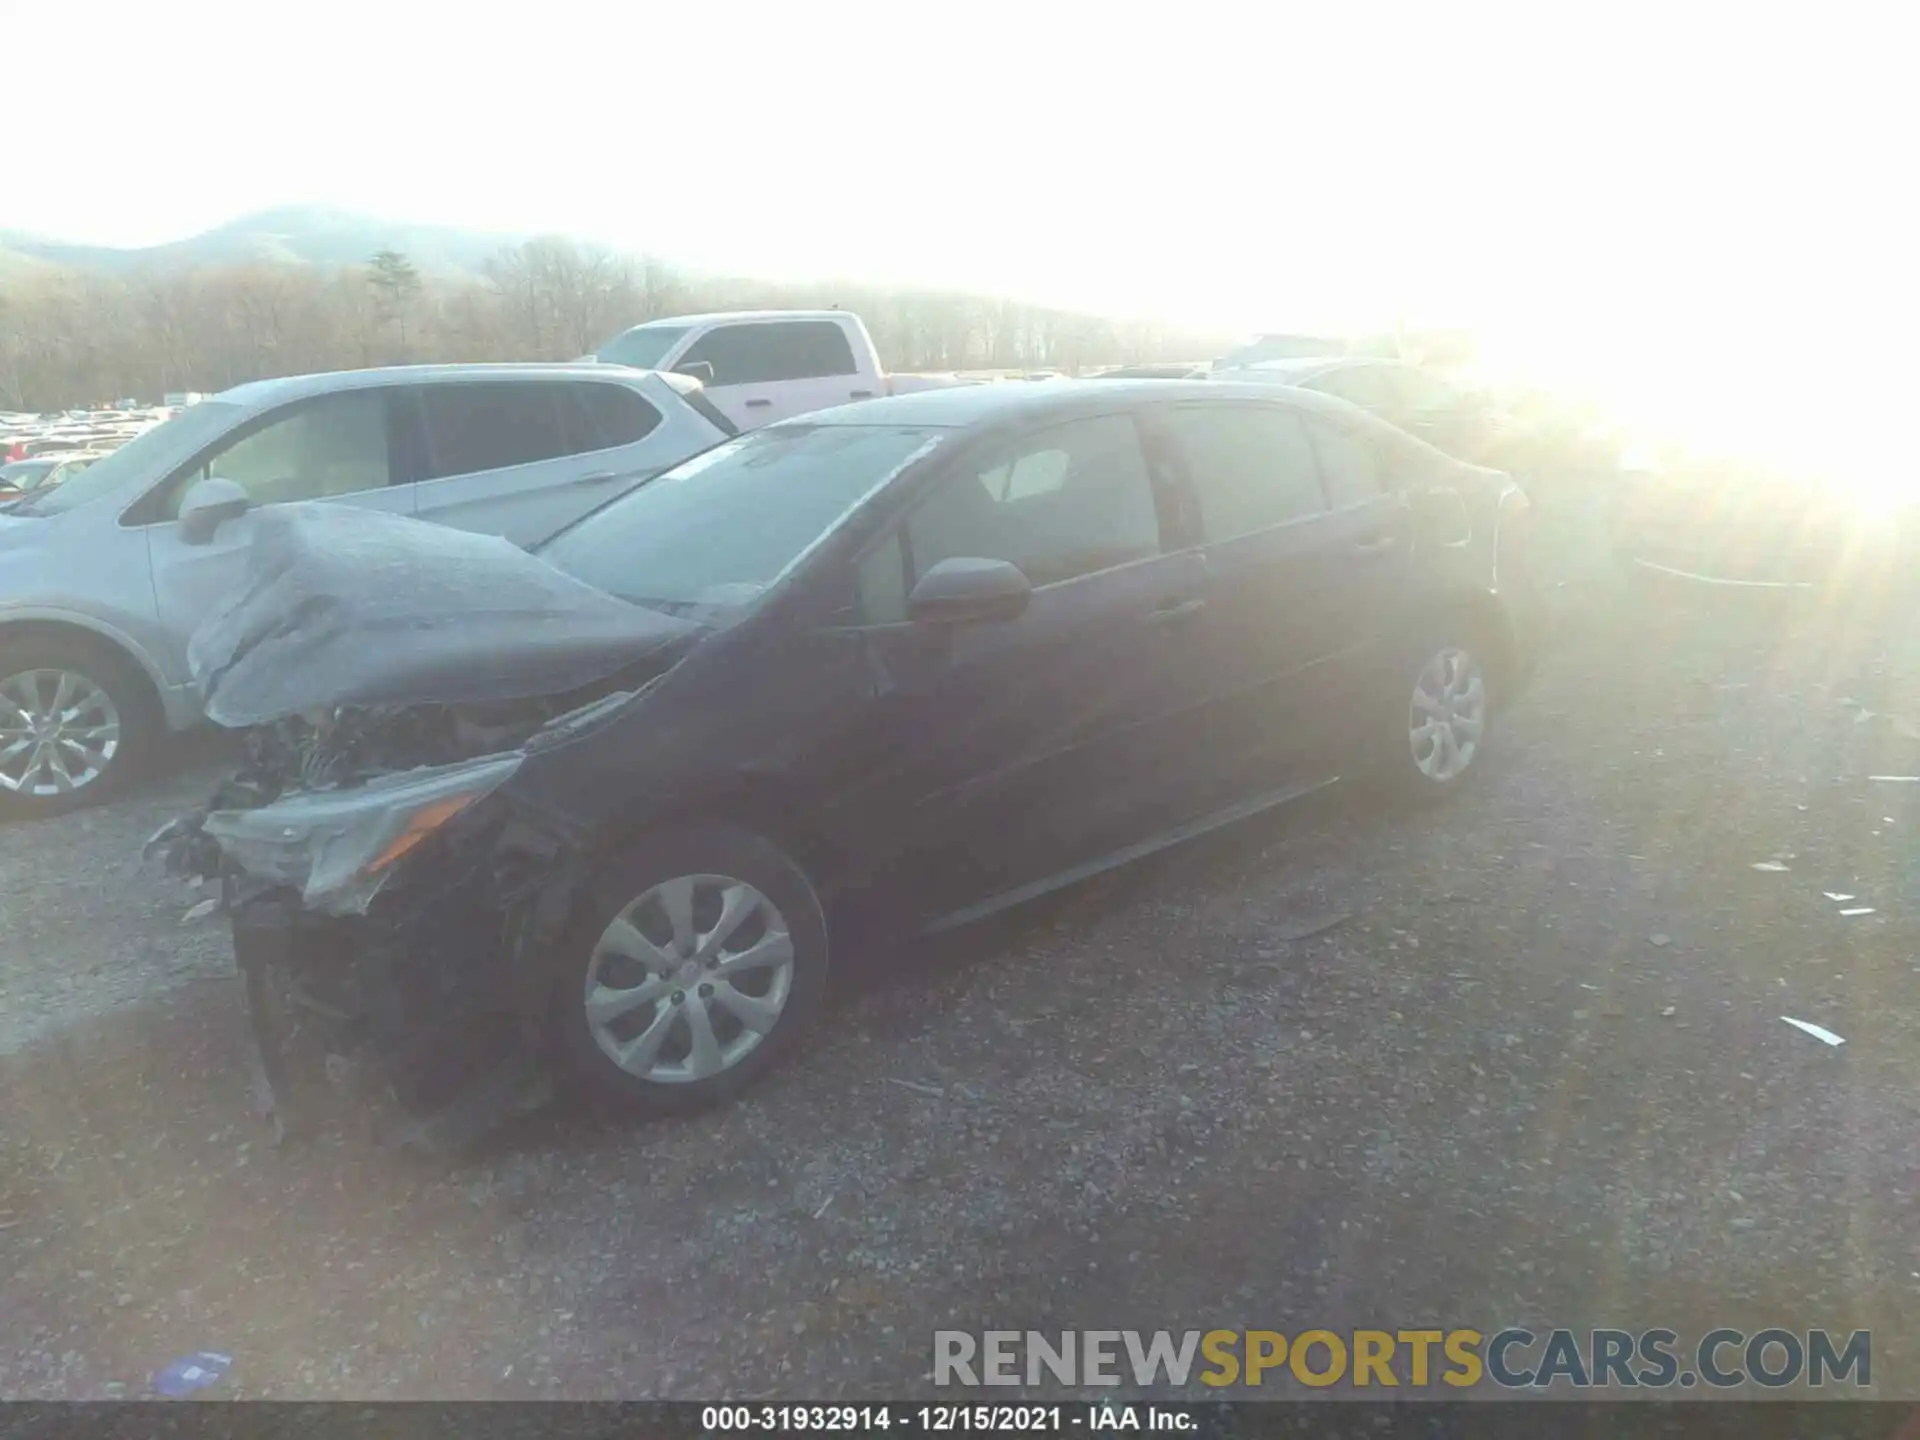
[1781,1017,1846,1046]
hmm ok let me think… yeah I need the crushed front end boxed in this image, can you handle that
[150,695,631,1153]
[144,503,702,1151]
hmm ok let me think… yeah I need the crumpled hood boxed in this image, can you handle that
[189,504,700,727]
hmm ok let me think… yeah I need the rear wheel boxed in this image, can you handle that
[0,637,157,819]
[553,822,830,1116]
[1368,632,1493,805]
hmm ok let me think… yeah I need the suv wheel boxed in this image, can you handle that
[554,822,829,1116]
[0,637,156,819]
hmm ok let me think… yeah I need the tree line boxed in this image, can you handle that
[0,238,1227,412]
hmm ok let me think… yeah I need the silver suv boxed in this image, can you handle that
[0,363,733,817]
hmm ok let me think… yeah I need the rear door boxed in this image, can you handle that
[142,388,421,674]
[821,411,1211,921]
[1297,409,1420,755]
[408,378,683,548]
[1147,399,1413,798]
[678,320,873,428]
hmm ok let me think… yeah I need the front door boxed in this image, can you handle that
[143,389,421,686]
[819,411,1214,924]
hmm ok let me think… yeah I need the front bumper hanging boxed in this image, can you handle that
[229,861,566,1154]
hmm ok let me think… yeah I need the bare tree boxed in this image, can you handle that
[0,248,1227,411]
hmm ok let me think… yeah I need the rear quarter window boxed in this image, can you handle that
[562,382,663,452]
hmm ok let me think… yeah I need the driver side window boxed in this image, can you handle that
[162,392,395,519]
[857,414,1161,622]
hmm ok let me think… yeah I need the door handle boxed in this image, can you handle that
[580,471,622,484]
[1351,535,1400,557]
[744,398,773,409]
[1146,596,1207,625]
[850,389,875,400]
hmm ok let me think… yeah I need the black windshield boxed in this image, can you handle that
[540,423,947,609]
[595,326,690,370]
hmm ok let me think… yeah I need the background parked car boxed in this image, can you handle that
[0,451,101,500]
[1091,362,1212,379]
[1215,333,1353,366]
[0,363,733,817]
[1225,357,1513,462]
[1220,355,1621,488]
[591,309,966,430]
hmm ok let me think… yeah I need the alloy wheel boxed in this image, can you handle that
[584,873,797,1085]
[0,668,122,798]
[1409,647,1486,783]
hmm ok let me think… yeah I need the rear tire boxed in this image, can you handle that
[0,635,158,819]
[552,822,830,1117]
[1366,629,1495,806]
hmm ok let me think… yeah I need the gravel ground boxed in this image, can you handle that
[3,551,1919,1400]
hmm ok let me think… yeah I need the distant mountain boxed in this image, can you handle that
[0,205,533,279]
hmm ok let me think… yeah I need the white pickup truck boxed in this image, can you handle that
[590,309,965,431]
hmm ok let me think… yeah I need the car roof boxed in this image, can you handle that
[610,310,851,332]
[795,377,1377,430]
[215,362,661,410]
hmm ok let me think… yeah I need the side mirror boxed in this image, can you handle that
[178,476,252,545]
[672,360,715,384]
[908,557,1032,625]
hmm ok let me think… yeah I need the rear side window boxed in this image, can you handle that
[418,383,570,479]
[680,321,860,385]
[1156,404,1324,541]
[1305,417,1384,507]
[561,382,662,453]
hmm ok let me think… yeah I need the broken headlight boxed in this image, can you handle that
[203,753,524,916]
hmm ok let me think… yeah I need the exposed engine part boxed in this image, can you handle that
[143,695,573,891]
[246,698,564,796]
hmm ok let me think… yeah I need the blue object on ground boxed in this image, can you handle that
[154,1351,232,1396]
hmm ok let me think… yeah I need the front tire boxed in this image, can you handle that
[0,636,157,819]
[553,822,830,1117]
[1369,632,1493,805]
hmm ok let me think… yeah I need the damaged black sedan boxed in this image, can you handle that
[153,380,1538,1149]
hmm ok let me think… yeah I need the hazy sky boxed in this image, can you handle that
[5,2,1914,449]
